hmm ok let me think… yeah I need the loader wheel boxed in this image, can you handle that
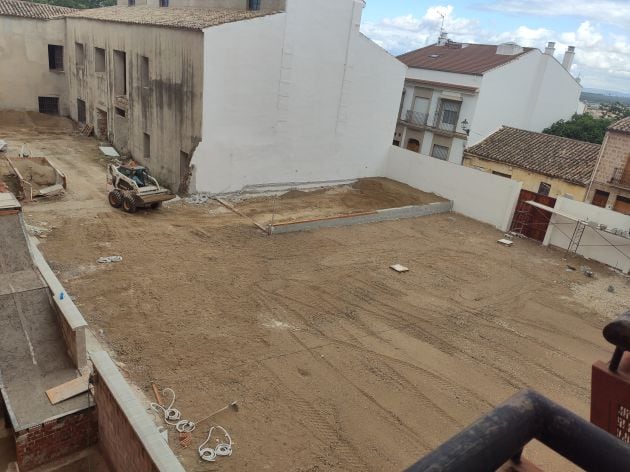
[122,193,137,213]
[108,189,123,208]
[150,202,162,209]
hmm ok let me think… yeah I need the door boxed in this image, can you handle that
[613,195,630,215]
[409,97,430,125]
[77,99,86,124]
[510,189,557,242]
[591,190,609,208]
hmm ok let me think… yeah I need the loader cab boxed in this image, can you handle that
[119,165,148,187]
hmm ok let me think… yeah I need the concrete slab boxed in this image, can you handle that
[0,213,88,431]
[0,193,20,211]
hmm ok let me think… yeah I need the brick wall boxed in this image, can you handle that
[94,372,160,472]
[15,406,98,471]
[594,132,630,183]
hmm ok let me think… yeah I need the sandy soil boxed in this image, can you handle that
[231,178,447,225]
[7,113,630,472]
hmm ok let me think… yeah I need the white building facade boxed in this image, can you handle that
[192,0,406,193]
[394,40,582,165]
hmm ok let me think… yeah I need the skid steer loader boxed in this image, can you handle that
[107,163,175,213]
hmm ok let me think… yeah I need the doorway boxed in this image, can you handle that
[591,190,610,208]
[96,109,108,139]
[179,151,192,194]
[77,99,86,124]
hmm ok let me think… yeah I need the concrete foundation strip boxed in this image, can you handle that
[269,201,454,235]
[214,197,270,234]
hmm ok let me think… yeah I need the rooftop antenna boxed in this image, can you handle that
[437,11,448,45]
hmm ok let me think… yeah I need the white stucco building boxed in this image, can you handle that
[0,0,406,194]
[394,37,582,165]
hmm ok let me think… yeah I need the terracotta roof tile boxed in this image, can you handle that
[398,43,534,76]
[66,5,278,30]
[0,0,74,19]
[465,127,601,185]
[609,116,630,135]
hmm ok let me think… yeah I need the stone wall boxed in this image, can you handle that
[593,132,630,183]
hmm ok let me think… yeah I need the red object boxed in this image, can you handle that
[591,353,630,443]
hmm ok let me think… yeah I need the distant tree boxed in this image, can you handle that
[543,113,615,144]
[599,101,630,120]
[27,0,115,9]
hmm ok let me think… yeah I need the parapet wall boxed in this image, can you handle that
[91,351,185,472]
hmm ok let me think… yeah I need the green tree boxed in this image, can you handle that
[543,113,615,144]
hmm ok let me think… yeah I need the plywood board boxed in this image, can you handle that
[46,373,89,405]
[390,264,409,273]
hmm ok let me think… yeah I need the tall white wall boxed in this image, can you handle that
[385,145,522,231]
[543,197,630,273]
[192,0,406,193]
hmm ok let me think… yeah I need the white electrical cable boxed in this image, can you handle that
[198,425,233,462]
[150,388,196,432]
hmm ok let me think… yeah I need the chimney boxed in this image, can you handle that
[562,46,576,71]
[437,31,448,46]
[544,41,556,56]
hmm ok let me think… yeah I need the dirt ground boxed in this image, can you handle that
[4,113,630,471]
[232,178,447,226]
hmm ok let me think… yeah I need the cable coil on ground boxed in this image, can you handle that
[198,425,233,462]
[150,387,196,433]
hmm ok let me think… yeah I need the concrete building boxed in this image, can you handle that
[463,126,601,200]
[394,38,582,165]
[0,0,74,114]
[0,0,406,194]
[586,117,630,214]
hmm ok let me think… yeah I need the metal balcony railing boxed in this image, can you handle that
[403,109,459,133]
[404,110,429,126]
[610,167,630,188]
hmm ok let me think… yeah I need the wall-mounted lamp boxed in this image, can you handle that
[461,119,471,136]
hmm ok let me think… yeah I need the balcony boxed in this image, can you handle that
[401,109,460,135]
[610,167,630,189]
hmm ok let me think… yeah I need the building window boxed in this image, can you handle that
[75,42,85,67]
[95,47,106,73]
[77,99,86,123]
[492,171,511,179]
[393,140,401,146]
[38,96,59,115]
[128,0,135,5]
[144,133,151,159]
[437,100,461,132]
[538,182,551,196]
[592,189,610,208]
[48,45,63,71]
[113,50,127,96]
[406,138,420,153]
[248,0,260,10]
[140,55,150,88]
[115,107,126,118]
[159,0,168,6]
[431,144,450,160]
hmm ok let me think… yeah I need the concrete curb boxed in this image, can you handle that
[269,200,453,234]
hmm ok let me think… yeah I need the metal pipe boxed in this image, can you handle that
[405,389,630,472]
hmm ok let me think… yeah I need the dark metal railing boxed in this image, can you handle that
[610,167,630,188]
[405,389,630,472]
[404,110,429,126]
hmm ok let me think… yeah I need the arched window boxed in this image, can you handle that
[406,138,420,153]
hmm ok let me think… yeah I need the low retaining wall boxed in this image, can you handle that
[91,351,185,472]
[28,236,88,372]
[15,407,98,471]
[384,146,522,231]
[269,201,453,234]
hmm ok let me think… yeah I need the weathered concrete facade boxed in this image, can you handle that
[65,19,203,190]
[0,16,70,114]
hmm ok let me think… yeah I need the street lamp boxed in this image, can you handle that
[461,119,471,136]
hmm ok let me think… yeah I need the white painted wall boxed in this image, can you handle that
[543,197,630,273]
[192,0,406,193]
[471,50,581,146]
[384,145,522,231]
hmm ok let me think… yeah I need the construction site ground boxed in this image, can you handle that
[2,112,629,471]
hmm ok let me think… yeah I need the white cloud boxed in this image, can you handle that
[360,6,630,92]
[475,0,630,29]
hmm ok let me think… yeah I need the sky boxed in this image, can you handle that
[360,1,630,94]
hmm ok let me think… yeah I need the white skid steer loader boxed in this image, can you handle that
[107,163,175,213]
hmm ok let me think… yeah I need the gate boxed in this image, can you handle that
[510,190,556,242]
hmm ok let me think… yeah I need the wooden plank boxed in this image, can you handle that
[46,373,89,405]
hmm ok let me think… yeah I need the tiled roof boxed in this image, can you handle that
[465,127,601,185]
[66,5,277,30]
[398,43,534,76]
[609,116,630,135]
[0,0,74,19]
